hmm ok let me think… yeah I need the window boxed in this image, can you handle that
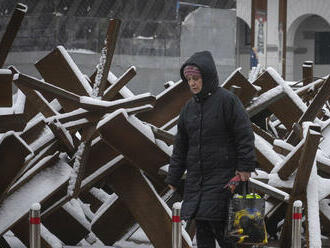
[315,32,330,64]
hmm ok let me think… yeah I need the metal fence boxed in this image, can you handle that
[0,14,181,56]
[0,0,235,56]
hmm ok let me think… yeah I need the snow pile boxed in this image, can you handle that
[273,139,294,152]
[30,202,41,211]
[307,162,321,247]
[249,64,263,83]
[247,85,283,112]
[80,92,152,108]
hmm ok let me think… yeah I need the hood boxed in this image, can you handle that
[180,51,219,101]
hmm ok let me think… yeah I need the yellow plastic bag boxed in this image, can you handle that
[226,193,268,245]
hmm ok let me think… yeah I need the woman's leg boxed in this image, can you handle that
[209,220,234,248]
[195,220,216,248]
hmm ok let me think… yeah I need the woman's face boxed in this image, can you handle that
[186,75,203,94]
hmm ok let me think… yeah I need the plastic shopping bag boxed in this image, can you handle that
[226,183,268,245]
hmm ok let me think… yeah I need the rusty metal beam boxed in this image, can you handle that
[43,205,90,245]
[0,70,13,107]
[150,125,175,146]
[252,123,275,145]
[268,98,303,130]
[249,178,289,202]
[265,200,287,238]
[254,134,277,173]
[103,66,136,100]
[35,46,91,111]
[287,76,330,145]
[246,87,286,118]
[136,80,192,127]
[253,70,278,95]
[47,120,75,155]
[97,110,169,185]
[97,19,121,96]
[0,113,26,132]
[255,148,275,173]
[280,126,321,248]
[0,158,71,236]
[40,155,124,220]
[108,163,190,248]
[8,152,60,194]
[0,3,27,67]
[14,73,155,112]
[320,200,330,236]
[277,140,304,180]
[222,69,258,106]
[0,132,32,202]
[15,83,58,118]
[35,46,91,97]
[14,73,81,106]
[92,197,135,245]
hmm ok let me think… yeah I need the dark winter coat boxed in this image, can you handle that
[165,51,256,221]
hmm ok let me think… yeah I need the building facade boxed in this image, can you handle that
[237,0,330,80]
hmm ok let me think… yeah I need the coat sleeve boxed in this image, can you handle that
[226,94,256,172]
[165,108,188,188]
